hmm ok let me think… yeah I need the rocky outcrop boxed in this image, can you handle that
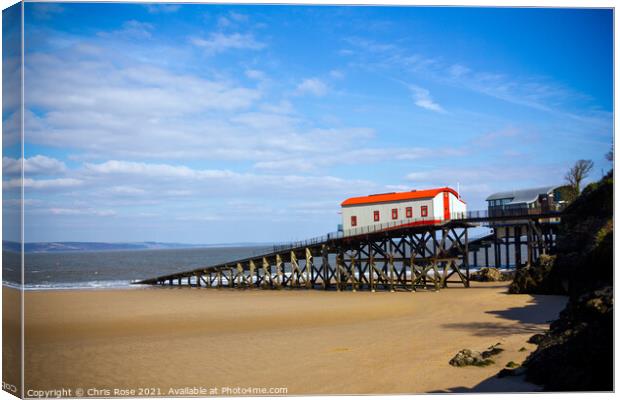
[508,255,557,294]
[449,349,492,367]
[506,171,613,391]
[449,344,504,367]
[470,267,511,282]
[523,286,613,391]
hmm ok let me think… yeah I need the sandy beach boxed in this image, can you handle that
[20,283,566,395]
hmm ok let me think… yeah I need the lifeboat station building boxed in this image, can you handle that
[486,185,566,215]
[340,187,467,233]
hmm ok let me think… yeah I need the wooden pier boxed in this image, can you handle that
[135,209,560,291]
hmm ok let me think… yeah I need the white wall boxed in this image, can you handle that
[432,195,444,220]
[450,193,467,216]
[341,191,467,231]
[342,197,436,230]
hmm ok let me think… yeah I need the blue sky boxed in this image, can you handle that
[5,3,613,243]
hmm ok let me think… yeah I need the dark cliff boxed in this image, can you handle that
[509,171,613,391]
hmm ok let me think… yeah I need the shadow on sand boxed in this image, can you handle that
[429,374,542,393]
[432,293,568,392]
[440,294,567,337]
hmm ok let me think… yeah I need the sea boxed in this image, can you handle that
[3,246,272,290]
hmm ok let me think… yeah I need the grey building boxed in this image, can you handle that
[486,185,567,214]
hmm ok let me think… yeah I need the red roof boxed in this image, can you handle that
[341,187,462,206]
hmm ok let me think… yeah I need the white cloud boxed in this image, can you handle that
[296,78,328,96]
[329,70,345,79]
[26,155,66,175]
[190,32,265,54]
[409,85,445,113]
[448,64,470,78]
[228,12,249,22]
[24,155,67,175]
[2,111,21,148]
[144,4,181,13]
[259,100,294,114]
[78,159,381,199]
[22,31,463,171]
[84,160,236,180]
[99,20,154,39]
[4,178,83,190]
[105,186,147,196]
[48,207,116,217]
[3,157,21,176]
[245,69,265,80]
[218,11,249,28]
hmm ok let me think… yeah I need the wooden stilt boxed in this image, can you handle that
[321,245,330,290]
[305,248,313,289]
[262,257,272,289]
[275,254,283,289]
[249,260,256,288]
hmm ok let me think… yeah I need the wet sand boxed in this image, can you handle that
[20,283,567,395]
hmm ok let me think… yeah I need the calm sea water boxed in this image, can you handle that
[3,246,271,290]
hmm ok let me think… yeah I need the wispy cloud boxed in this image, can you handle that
[144,4,181,13]
[218,11,249,28]
[4,178,82,190]
[342,36,601,120]
[99,20,154,40]
[296,78,328,96]
[84,160,236,180]
[329,70,345,79]
[245,69,265,80]
[48,207,116,217]
[31,3,64,20]
[409,85,444,113]
[190,32,265,54]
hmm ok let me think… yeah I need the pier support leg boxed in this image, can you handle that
[484,246,489,268]
[275,254,283,289]
[494,234,501,268]
[389,254,395,292]
[262,257,272,289]
[369,253,375,292]
[321,245,330,290]
[305,248,313,289]
[464,227,470,287]
[335,252,343,291]
[249,260,256,288]
[290,251,300,288]
[515,226,522,268]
